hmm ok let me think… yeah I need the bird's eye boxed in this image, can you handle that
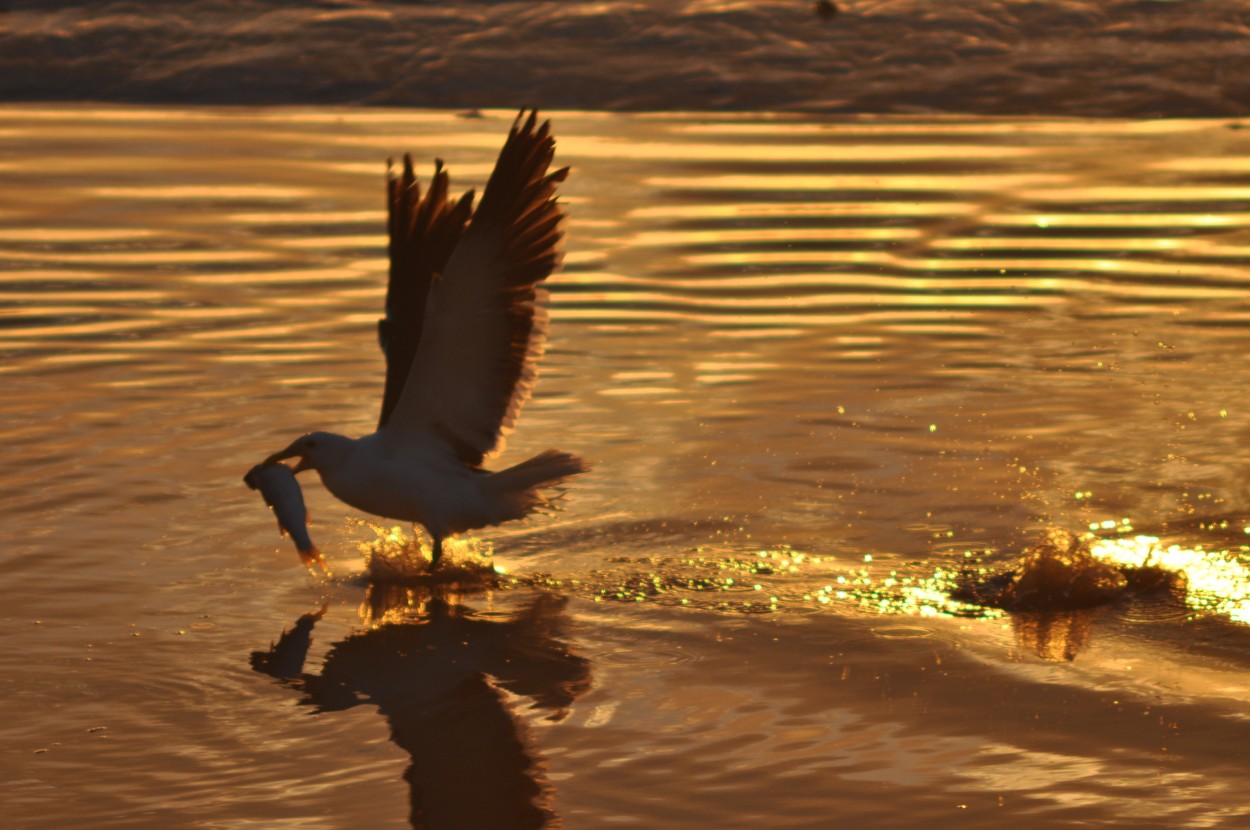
[307,439,318,448]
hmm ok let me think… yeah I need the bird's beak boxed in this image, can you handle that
[263,440,309,472]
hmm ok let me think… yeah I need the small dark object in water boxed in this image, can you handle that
[954,531,1127,612]
[1124,561,1186,593]
[815,0,838,20]
[1001,533,1126,611]
[953,530,1191,615]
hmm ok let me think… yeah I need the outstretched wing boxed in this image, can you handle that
[384,110,568,465]
[377,155,475,428]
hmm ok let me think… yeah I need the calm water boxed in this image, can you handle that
[5,107,1250,828]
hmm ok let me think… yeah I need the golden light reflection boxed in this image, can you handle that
[252,129,521,152]
[550,292,1047,322]
[570,272,1048,294]
[0,228,159,242]
[666,119,1216,137]
[928,237,1184,252]
[0,289,164,303]
[647,172,1071,192]
[0,268,132,283]
[272,234,382,249]
[597,387,684,397]
[0,249,283,265]
[308,8,393,23]
[185,267,370,285]
[628,201,981,220]
[981,212,1244,228]
[619,226,921,247]
[1019,185,1250,202]
[87,185,317,200]
[694,360,778,373]
[561,137,1037,162]
[562,284,1055,312]
[248,110,469,125]
[1,318,166,340]
[892,255,1249,283]
[1012,611,1095,662]
[1090,535,1250,624]
[216,352,340,364]
[572,309,985,329]
[694,374,756,386]
[226,209,382,224]
[1152,157,1250,173]
[318,161,496,179]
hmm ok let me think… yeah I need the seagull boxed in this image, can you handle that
[261,110,587,566]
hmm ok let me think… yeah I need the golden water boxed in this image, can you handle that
[5,107,1250,828]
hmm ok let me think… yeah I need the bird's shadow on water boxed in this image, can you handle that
[251,582,592,830]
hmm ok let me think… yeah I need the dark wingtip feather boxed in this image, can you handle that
[378,155,475,428]
[428,108,568,461]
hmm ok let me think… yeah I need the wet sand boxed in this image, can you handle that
[3,107,1250,828]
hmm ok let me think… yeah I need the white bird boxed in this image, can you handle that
[261,110,587,566]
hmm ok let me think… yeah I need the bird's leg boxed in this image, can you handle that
[430,535,444,568]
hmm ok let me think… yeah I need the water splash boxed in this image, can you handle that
[953,530,1132,612]
[351,519,499,586]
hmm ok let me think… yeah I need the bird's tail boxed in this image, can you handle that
[487,449,589,521]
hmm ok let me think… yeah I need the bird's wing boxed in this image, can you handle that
[384,110,568,465]
[377,155,475,428]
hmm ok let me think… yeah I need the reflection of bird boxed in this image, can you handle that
[252,590,591,829]
[262,111,587,566]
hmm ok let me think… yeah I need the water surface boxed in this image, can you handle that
[4,0,1250,116]
[4,107,1250,828]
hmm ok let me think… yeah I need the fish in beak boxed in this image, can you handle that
[243,461,328,574]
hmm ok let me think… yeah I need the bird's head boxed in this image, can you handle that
[265,431,353,473]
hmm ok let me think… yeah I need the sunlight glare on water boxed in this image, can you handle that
[1091,534,1250,625]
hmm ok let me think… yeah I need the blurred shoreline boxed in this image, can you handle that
[3,0,1250,117]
